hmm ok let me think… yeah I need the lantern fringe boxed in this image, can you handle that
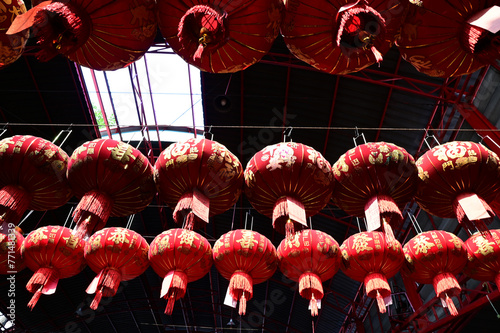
[285,219,294,241]
[174,192,193,224]
[73,190,113,238]
[310,294,319,316]
[299,272,323,316]
[364,272,390,313]
[0,185,31,224]
[273,197,305,238]
[26,267,58,309]
[453,193,493,236]
[444,293,458,316]
[90,268,122,310]
[185,212,195,231]
[178,5,228,61]
[229,271,253,316]
[164,271,188,315]
[433,272,460,305]
[371,46,383,63]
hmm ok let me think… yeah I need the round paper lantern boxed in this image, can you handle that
[463,229,500,289]
[244,142,333,239]
[149,228,213,314]
[85,227,149,309]
[402,230,467,316]
[415,141,500,234]
[0,135,72,226]
[340,231,404,313]
[397,1,500,77]
[7,0,157,70]
[0,0,28,68]
[22,225,86,309]
[332,142,418,243]
[278,229,341,316]
[0,227,25,274]
[67,139,156,238]
[157,0,283,73]
[281,0,406,74]
[213,229,278,315]
[154,138,243,230]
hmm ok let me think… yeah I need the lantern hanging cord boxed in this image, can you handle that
[408,213,423,234]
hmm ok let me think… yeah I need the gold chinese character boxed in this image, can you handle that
[29,227,49,245]
[178,229,199,247]
[236,231,258,250]
[473,236,494,256]
[412,235,435,255]
[107,143,136,163]
[107,229,130,245]
[352,233,373,254]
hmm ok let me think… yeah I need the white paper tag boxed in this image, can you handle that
[468,6,500,33]
[161,271,175,298]
[224,287,237,308]
[86,270,104,294]
[365,196,381,231]
[287,197,307,227]
[458,193,491,221]
[192,189,210,223]
[384,295,393,306]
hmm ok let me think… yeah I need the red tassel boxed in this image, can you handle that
[310,294,319,316]
[165,293,176,315]
[73,190,113,237]
[376,290,386,313]
[173,192,193,224]
[382,218,396,246]
[193,45,205,61]
[273,196,306,237]
[185,212,195,231]
[73,215,91,239]
[0,185,32,224]
[371,46,383,62]
[90,289,103,310]
[443,293,458,316]
[27,289,42,310]
[335,3,386,48]
[239,292,247,316]
[433,272,460,304]
[299,272,323,316]
[285,219,294,241]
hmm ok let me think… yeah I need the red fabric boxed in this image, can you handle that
[415,141,500,230]
[281,0,404,74]
[463,229,500,290]
[8,0,157,70]
[85,227,149,282]
[68,139,156,235]
[0,0,28,68]
[402,230,467,315]
[340,231,404,312]
[213,230,278,305]
[0,135,72,225]
[332,142,418,232]
[245,142,334,235]
[155,138,243,229]
[22,226,86,307]
[0,229,25,274]
[158,0,283,73]
[397,1,499,77]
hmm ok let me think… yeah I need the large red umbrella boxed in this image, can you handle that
[0,0,27,69]
[0,227,25,274]
[154,138,243,230]
[463,229,500,289]
[402,230,468,316]
[85,227,149,309]
[0,135,72,229]
[67,139,156,238]
[213,229,278,315]
[149,228,213,314]
[245,142,333,239]
[157,0,283,73]
[340,231,404,313]
[22,225,86,309]
[415,141,500,234]
[278,229,341,316]
[7,0,157,70]
[281,0,406,74]
[397,0,500,77]
[332,142,418,243]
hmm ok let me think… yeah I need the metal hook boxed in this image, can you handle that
[283,127,293,142]
[423,130,440,150]
[204,125,214,141]
[52,125,73,147]
[352,127,366,147]
[0,123,8,139]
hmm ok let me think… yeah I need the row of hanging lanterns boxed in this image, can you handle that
[1,134,500,317]
[2,0,498,76]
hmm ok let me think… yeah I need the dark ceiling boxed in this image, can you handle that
[1,5,500,333]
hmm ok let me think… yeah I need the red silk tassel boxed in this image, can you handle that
[90,268,121,310]
[90,290,103,310]
[310,294,319,316]
[239,292,247,316]
[433,272,460,316]
[229,271,253,316]
[0,185,32,224]
[27,289,42,310]
[444,293,458,316]
[376,290,386,313]
[371,46,383,62]
[165,293,176,315]
[299,272,323,316]
[73,190,113,238]
[364,272,390,313]
[26,267,58,309]
[164,271,188,315]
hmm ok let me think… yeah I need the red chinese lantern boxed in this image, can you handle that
[0,135,72,228]
[22,225,86,309]
[415,141,500,234]
[332,142,418,243]
[157,0,283,73]
[397,1,499,77]
[85,227,149,309]
[154,138,243,230]
[213,229,278,315]
[463,229,500,289]
[0,227,25,274]
[402,230,467,316]
[244,142,333,239]
[341,231,404,313]
[278,229,341,316]
[67,139,156,238]
[149,228,213,314]
[7,0,157,70]
[281,0,406,74]
[0,0,28,68]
